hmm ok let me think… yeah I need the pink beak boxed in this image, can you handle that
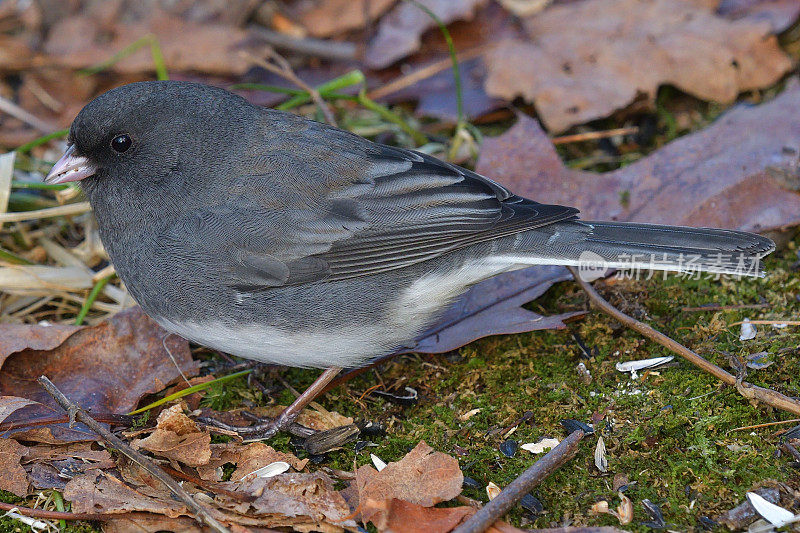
[44,145,97,184]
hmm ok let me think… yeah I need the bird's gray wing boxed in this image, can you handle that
[161,127,578,289]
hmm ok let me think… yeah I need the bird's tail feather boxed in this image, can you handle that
[499,221,775,278]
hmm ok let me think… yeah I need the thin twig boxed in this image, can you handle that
[681,303,769,312]
[0,412,138,433]
[728,419,800,433]
[453,430,585,533]
[37,376,230,533]
[0,202,92,223]
[783,440,800,462]
[551,127,639,145]
[568,267,800,416]
[0,96,56,133]
[247,25,357,62]
[242,51,337,126]
[0,502,106,521]
[367,47,486,101]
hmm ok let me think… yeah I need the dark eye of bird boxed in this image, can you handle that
[110,134,132,153]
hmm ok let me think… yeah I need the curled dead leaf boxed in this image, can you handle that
[365,0,488,69]
[0,307,197,443]
[476,91,800,233]
[351,441,464,524]
[0,438,29,496]
[131,405,211,467]
[484,0,792,132]
[197,441,308,482]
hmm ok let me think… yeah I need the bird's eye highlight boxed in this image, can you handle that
[110,134,132,153]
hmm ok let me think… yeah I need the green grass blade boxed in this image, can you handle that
[277,70,366,110]
[149,37,169,80]
[15,130,69,154]
[0,246,33,265]
[128,369,253,415]
[51,490,67,529]
[80,34,169,80]
[11,181,70,190]
[74,275,113,326]
[357,89,428,146]
[230,83,307,96]
[403,0,463,125]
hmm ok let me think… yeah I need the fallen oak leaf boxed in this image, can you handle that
[0,396,35,424]
[258,403,353,431]
[484,0,793,132]
[64,469,187,518]
[43,8,272,76]
[131,405,211,467]
[21,441,112,465]
[0,324,80,368]
[291,0,397,38]
[101,512,202,533]
[0,438,29,496]
[218,472,357,530]
[367,498,527,533]
[197,441,309,482]
[0,307,198,442]
[349,441,463,524]
[476,88,800,233]
[365,0,488,69]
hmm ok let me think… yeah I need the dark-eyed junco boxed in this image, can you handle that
[46,81,774,436]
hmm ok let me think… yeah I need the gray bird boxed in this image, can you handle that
[46,81,774,436]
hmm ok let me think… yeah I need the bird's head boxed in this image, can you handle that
[45,80,255,199]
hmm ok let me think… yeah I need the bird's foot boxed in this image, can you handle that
[197,366,344,441]
[199,409,313,440]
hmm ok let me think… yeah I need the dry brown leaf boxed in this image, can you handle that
[0,307,198,442]
[484,0,793,132]
[293,0,397,38]
[0,324,80,367]
[219,472,356,530]
[0,35,37,71]
[64,469,187,517]
[367,498,473,533]
[260,404,353,431]
[101,512,202,533]
[43,7,270,76]
[365,499,526,533]
[0,396,35,424]
[132,405,211,467]
[0,438,29,496]
[475,87,800,233]
[197,441,309,482]
[365,0,488,69]
[351,441,463,524]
